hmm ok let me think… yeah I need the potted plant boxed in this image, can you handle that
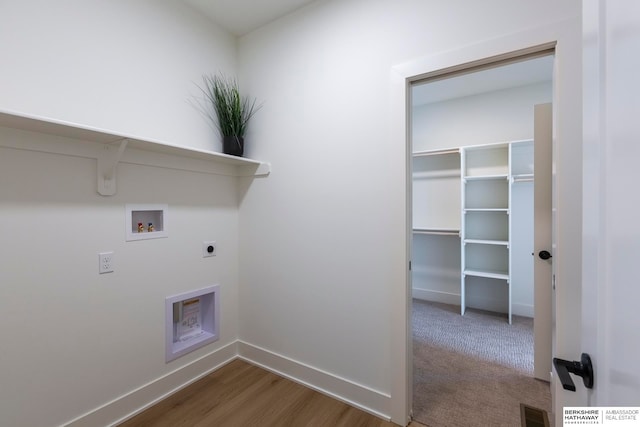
[199,73,261,157]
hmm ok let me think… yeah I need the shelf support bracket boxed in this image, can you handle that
[97,139,128,196]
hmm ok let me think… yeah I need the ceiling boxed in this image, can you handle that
[183,0,318,36]
[412,55,554,106]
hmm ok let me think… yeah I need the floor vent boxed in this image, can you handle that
[520,403,550,427]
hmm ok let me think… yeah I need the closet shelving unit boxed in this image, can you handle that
[459,140,533,324]
[461,143,510,321]
[412,148,461,237]
[413,139,534,324]
[411,147,461,317]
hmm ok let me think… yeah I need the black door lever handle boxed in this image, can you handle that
[553,353,594,391]
[538,250,552,260]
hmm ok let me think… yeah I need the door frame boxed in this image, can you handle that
[389,17,584,425]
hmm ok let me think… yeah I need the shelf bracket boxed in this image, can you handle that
[254,162,271,176]
[97,139,128,196]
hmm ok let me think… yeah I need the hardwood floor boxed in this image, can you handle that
[118,359,426,427]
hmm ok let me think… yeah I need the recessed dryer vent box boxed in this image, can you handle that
[126,204,168,241]
[165,285,220,362]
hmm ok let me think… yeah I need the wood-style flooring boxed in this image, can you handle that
[118,359,426,427]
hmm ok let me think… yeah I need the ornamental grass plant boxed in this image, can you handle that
[200,73,261,139]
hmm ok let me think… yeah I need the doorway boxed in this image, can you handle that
[409,53,554,426]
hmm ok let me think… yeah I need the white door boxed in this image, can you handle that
[534,103,552,382]
[579,0,640,413]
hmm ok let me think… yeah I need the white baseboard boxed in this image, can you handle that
[412,288,459,305]
[237,340,391,421]
[466,295,534,318]
[62,340,392,426]
[512,302,534,318]
[413,288,534,318]
[63,341,238,427]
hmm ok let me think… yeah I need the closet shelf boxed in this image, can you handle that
[463,269,509,281]
[464,239,508,246]
[464,208,509,213]
[413,228,460,236]
[463,174,508,181]
[0,108,271,195]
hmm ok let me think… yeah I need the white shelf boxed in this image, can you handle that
[463,141,510,151]
[464,239,508,246]
[463,268,509,280]
[464,208,509,212]
[463,174,508,181]
[0,109,271,195]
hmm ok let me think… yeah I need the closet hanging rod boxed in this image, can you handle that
[413,228,460,236]
[413,148,460,157]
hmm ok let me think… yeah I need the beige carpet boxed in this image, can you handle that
[412,299,551,427]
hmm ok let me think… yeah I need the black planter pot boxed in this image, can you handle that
[223,135,244,157]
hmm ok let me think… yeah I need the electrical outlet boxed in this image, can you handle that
[99,251,114,274]
[202,241,216,258]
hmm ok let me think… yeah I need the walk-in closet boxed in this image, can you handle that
[410,54,555,427]
[411,56,553,322]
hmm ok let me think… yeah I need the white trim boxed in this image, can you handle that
[61,340,393,426]
[237,340,392,421]
[62,342,238,427]
[412,288,459,306]
[412,289,534,318]
[512,303,534,318]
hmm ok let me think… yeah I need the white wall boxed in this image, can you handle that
[0,0,236,151]
[237,0,580,422]
[0,2,241,426]
[413,82,552,151]
[0,0,586,424]
[0,130,241,427]
[412,83,551,316]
